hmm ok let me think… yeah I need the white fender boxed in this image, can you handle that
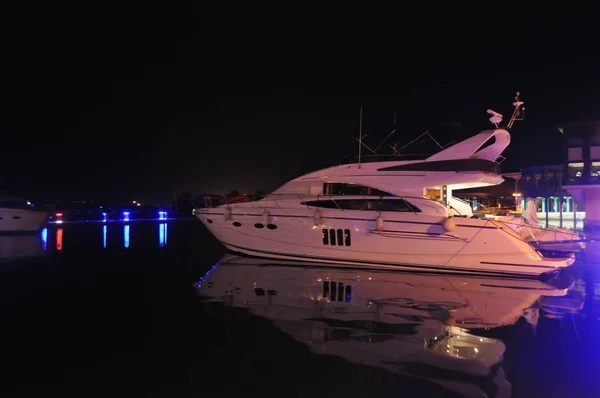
[224,206,232,221]
[313,209,323,226]
[262,209,270,225]
[442,216,455,232]
[376,213,384,232]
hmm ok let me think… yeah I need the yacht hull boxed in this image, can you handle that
[195,206,575,279]
[0,207,50,233]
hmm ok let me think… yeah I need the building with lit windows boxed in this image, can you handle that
[518,164,580,229]
[559,120,600,229]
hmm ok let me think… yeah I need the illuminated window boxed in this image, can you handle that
[568,162,584,179]
[568,147,583,161]
[591,162,600,177]
[591,146,600,160]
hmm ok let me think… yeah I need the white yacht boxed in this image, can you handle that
[0,196,50,233]
[194,94,576,279]
[196,254,573,397]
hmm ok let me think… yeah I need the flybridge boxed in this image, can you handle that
[354,92,526,166]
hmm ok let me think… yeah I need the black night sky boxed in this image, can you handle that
[2,5,599,203]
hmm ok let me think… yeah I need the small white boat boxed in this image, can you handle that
[0,197,50,233]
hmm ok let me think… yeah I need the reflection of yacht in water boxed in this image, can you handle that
[196,254,573,397]
[0,230,47,262]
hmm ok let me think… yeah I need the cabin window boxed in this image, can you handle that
[336,229,343,246]
[302,198,420,212]
[329,229,336,245]
[591,162,600,178]
[337,282,344,301]
[568,162,584,179]
[322,228,351,246]
[568,147,583,162]
[330,280,337,301]
[322,182,393,196]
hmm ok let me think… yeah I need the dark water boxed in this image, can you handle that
[0,220,599,397]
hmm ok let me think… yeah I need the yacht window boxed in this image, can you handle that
[336,229,343,246]
[301,199,339,209]
[329,229,336,245]
[302,199,420,212]
[337,282,344,301]
[330,281,337,301]
[323,228,352,246]
[323,182,393,196]
[322,228,329,245]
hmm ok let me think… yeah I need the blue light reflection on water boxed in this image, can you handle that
[32,222,172,252]
[159,223,167,247]
[124,225,130,248]
[41,228,47,251]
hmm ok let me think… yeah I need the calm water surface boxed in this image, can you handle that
[0,219,599,397]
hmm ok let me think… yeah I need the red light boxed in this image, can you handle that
[55,212,63,217]
[56,228,63,251]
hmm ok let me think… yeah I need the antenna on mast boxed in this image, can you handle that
[506,91,525,129]
[358,107,363,169]
[486,92,525,129]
